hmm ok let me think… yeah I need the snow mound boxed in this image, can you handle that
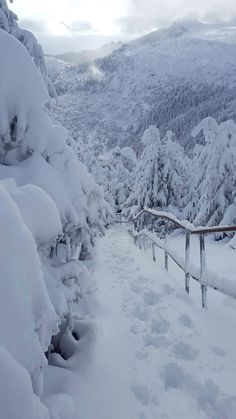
[0,345,50,419]
[0,183,58,394]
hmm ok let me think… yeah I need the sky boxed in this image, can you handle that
[10,0,236,54]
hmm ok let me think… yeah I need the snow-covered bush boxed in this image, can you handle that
[0,344,51,419]
[0,13,108,418]
[0,183,58,395]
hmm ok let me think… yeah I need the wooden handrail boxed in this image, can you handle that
[133,208,236,235]
[115,213,127,224]
[131,208,236,309]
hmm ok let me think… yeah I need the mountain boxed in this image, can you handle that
[48,20,236,152]
[50,41,123,65]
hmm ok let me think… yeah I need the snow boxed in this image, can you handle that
[2,179,62,245]
[0,0,55,96]
[0,344,50,419]
[63,225,236,419]
[50,21,236,151]
[0,183,58,395]
[141,208,194,231]
[0,28,48,146]
[0,18,108,419]
[184,117,236,227]
[134,217,236,299]
[1,1,236,416]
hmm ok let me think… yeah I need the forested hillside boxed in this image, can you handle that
[48,21,236,230]
[49,20,236,151]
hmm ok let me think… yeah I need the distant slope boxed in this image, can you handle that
[51,41,123,65]
[49,21,236,151]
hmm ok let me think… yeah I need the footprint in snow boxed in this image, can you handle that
[161,363,236,419]
[131,384,150,406]
[130,324,141,335]
[210,346,226,357]
[130,282,143,294]
[178,313,195,330]
[143,290,161,306]
[161,284,175,295]
[138,275,149,284]
[172,341,199,361]
[161,362,187,390]
[132,305,149,321]
[150,318,170,334]
[143,333,170,348]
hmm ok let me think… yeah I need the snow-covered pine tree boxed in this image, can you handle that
[124,125,187,219]
[184,117,236,226]
[124,125,169,216]
[109,147,133,210]
[84,144,136,211]
[162,130,188,213]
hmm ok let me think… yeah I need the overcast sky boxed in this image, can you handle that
[10,0,236,54]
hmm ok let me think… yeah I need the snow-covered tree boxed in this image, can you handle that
[0,0,55,96]
[83,142,137,211]
[184,117,236,226]
[124,125,186,217]
[162,130,188,212]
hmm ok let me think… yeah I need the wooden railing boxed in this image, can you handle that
[115,213,128,224]
[131,208,236,309]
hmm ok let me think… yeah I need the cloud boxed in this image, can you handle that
[117,0,236,34]
[19,18,49,35]
[117,15,168,34]
[38,34,123,55]
[61,20,94,33]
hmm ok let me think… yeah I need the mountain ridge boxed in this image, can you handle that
[49,21,236,152]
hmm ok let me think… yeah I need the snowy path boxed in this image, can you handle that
[81,225,236,418]
[50,226,236,419]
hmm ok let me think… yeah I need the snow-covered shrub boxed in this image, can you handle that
[0,344,51,419]
[0,17,108,418]
[0,183,58,396]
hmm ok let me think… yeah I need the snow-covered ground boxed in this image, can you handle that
[52,225,236,419]
[159,232,236,310]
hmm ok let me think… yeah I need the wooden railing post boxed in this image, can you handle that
[66,235,71,262]
[152,218,156,262]
[185,232,190,294]
[164,221,168,271]
[152,242,156,262]
[200,233,207,309]
[131,209,236,308]
[143,235,146,252]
